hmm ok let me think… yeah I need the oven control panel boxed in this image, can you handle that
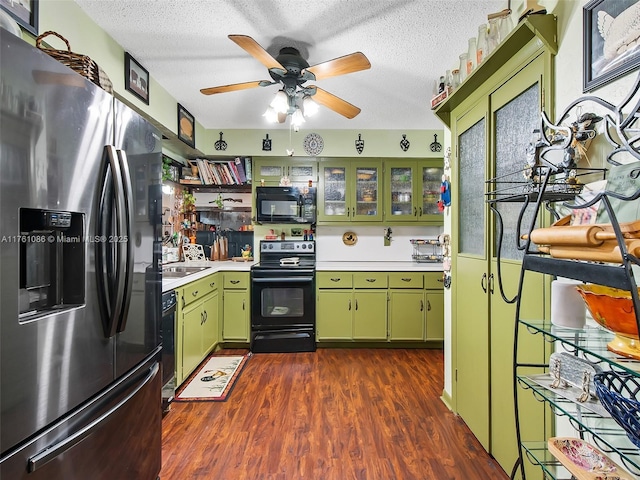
[260,240,315,252]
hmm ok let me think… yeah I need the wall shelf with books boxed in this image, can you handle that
[190,157,252,187]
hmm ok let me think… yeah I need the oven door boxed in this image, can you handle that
[251,270,315,329]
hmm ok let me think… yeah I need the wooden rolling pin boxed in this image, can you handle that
[539,239,640,263]
[528,224,617,247]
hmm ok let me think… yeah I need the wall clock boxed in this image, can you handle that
[303,132,324,156]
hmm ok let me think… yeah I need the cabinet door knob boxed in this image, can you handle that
[210,282,216,287]
[488,273,494,294]
[192,290,199,297]
[355,299,358,310]
[427,300,431,311]
[348,299,351,311]
[481,273,487,293]
[242,299,245,310]
[401,278,411,282]
[414,206,417,216]
[366,278,376,283]
[420,300,424,311]
[330,278,341,282]
[230,280,240,284]
[419,207,423,216]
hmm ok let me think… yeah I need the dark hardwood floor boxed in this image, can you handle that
[161,348,508,480]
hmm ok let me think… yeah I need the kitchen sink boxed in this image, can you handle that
[162,265,208,278]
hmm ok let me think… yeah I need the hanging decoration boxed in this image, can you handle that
[444,146,451,171]
[262,133,272,151]
[438,174,451,212]
[400,134,410,151]
[355,133,365,154]
[214,131,227,151]
[430,133,442,152]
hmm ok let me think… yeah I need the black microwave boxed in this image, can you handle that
[256,186,316,224]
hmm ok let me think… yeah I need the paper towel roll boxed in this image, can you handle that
[551,280,586,328]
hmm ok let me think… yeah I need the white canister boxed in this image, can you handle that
[551,279,586,328]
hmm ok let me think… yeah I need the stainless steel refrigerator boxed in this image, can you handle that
[0,30,163,479]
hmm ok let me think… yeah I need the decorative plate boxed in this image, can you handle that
[547,437,633,480]
[342,231,357,246]
[303,133,324,156]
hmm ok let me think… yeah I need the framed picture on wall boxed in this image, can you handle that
[583,0,640,91]
[177,104,195,148]
[124,53,149,104]
[0,0,38,36]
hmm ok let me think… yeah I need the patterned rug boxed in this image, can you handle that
[175,353,249,402]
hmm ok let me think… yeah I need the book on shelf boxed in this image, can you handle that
[179,175,202,185]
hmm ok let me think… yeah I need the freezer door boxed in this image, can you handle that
[112,99,163,378]
[0,355,162,480]
[0,31,115,454]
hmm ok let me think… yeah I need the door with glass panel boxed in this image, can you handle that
[488,55,548,477]
[454,100,491,450]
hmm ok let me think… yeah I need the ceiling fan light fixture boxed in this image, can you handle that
[302,96,319,117]
[270,90,289,114]
[291,108,305,127]
[263,106,278,123]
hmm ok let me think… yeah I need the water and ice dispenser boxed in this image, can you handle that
[19,208,85,318]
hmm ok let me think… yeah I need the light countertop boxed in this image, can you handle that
[163,260,442,292]
[315,261,443,272]
[162,260,254,292]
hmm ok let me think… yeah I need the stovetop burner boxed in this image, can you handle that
[253,240,316,271]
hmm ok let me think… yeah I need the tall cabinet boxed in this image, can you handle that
[435,15,557,476]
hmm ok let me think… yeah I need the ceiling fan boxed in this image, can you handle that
[200,35,371,124]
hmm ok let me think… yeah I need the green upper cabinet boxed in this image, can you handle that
[383,159,443,224]
[253,158,317,186]
[317,159,383,223]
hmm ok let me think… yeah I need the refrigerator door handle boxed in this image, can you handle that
[27,362,159,473]
[115,149,134,333]
[98,145,126,338]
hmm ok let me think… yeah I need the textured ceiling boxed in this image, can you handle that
[75,0,507,131]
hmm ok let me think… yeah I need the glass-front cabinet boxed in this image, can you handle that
[384,159,443,223]
[253,158,317,186]
[317,159,383,222]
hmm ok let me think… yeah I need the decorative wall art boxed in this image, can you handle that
[355,133,364,154]
[215,132,227,151]
[177,103,195,148]
[400,134,410,151]
[430,133,442,152]
[583,0,640,91]
[303,133,324,156]
[0,0,38,36]
[124,52,149,104]
[262,134,272,151]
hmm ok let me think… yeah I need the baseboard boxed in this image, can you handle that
[440,389,454,411]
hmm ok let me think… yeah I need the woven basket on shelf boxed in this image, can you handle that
[35,31,112,93]
[594,370,640,448]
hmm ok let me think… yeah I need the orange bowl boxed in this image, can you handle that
[576,284,640,338]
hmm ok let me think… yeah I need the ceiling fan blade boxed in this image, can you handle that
[305,52,371,80]
[228,34,285,70]
[311,87,361,119]
[200,81,266,95]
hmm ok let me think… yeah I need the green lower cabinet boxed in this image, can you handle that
[425,291,444,340]
[222,289,249,341]
[389,290,425,340]
[353,290,388,339]
[202,290,219,352]
[181,300,205,381]
[316,290,353,340]
[317,271,443,342]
